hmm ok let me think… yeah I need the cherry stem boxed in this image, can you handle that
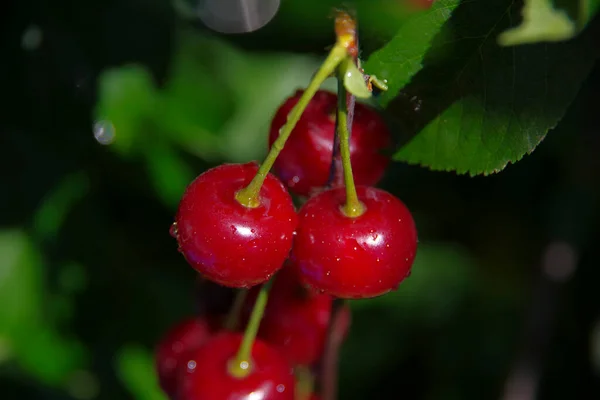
[228,279,273,378]
[327,84,356,189]
[224,289,248,331]
[336,70,365,218]
[321,299,351,400]
[235,43,349,208]
[295,365,315,400]
[327,11,359,190]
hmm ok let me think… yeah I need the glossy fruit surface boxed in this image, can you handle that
[155,318,214,397]
[174,163,297,288]
[269,90,390,196]
[178,331,295,400]
[245,265,332,366]
[291,186,417,298]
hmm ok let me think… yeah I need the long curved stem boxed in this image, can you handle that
[235,44,348,208]
[228,280,273,378]
[336,71,365,218]
[224,289,248,331]
[327,10,359,189]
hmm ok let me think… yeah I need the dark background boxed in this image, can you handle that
[1,0,599,399]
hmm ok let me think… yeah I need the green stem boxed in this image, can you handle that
[228,279,274,378]
[224,289,248,331]
[235,43,349,207]
[336,69,365,218]
[295,365,315,400]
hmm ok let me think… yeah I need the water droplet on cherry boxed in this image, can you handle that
[169,222,178,238]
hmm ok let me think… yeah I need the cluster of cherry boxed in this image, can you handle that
[154,10,421,399]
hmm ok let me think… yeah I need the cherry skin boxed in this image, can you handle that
[244,265,333,366]
[291,186,418,299]
[269,90,391,197]
[177,331,295,400]
[174,163,298,288]
[155,317,215,397]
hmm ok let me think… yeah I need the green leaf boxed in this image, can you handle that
[143,139,195,210]
[341,58,372,99]
[581,0,600,27]
[0,230,86,385]
[152,31,335,164]
[32,172,90,241]
[498,0,576,46]
[94,65,158,156]
[372,0,599,175]
[15,327,86,385]
[0,230,43,339]
[116,345,167,400]
[154,32,235,160]
[363,0,461,107]
[215,48,336,163]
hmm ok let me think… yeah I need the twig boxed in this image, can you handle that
[326,10,359,189]
[320,300,352,400]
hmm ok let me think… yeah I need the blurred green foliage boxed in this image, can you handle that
[1,0,600,399]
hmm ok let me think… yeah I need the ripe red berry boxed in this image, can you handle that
[174,163,298,288]
[269,90,391,197]
[155,318,215,397]
[178,331,295,400]
[245,265,333,366]
[291,186,417,298]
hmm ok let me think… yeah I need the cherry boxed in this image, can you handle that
[244,265,333,366]
[178,331,295,400]
[174,162,297,288]
[269,90,391,197]
[155,317,215,397]
[291,186,418,298]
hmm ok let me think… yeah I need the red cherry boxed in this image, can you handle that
[245,265,333,366]
[174,163,298,288]
[269,90,391,197]
[178,331,295,400]
[291,186,417,299]
[155,318,215,397]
